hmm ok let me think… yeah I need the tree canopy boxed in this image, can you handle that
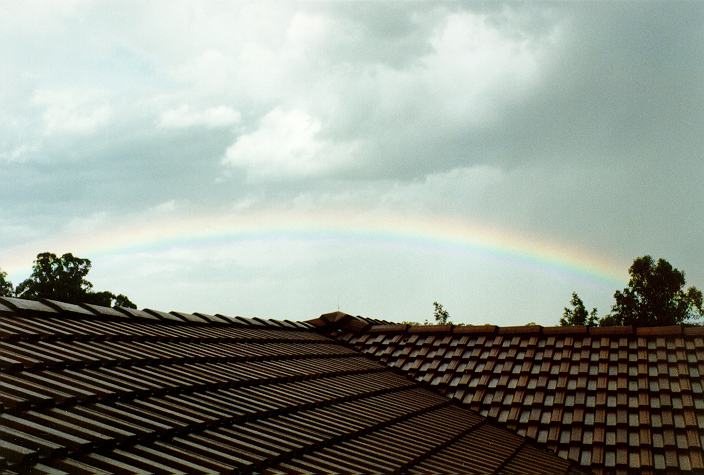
[2,252,136,308]
[608,255,703,326]
[563,255,703,328]
[0,269,13,297]
[560,292,598,327]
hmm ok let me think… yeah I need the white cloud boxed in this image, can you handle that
[32,89,111,135]
[159,105,241,129]
[0,143,38,163]
[149,200,178,214]
[420,11,543,125]
[222,107,357,180]
[64,212,110,234]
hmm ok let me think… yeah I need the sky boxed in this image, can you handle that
[1,1,702,325]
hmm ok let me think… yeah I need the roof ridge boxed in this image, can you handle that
[323,317,696,337]
[0,296,313,330]
[307,310,392,333]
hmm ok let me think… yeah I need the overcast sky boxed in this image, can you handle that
[1,1,702,324]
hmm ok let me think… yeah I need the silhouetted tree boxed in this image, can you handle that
[604,256,703,326]
[0,269,13,297]
[598,314,621,327]
[560,292,598,327]
[13,252,136,308]
[433,301,450,324]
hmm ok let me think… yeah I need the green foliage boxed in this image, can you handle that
[606,256,703,326]
[12,252,136,308]
[113,293,137,309]
[0,269,13,297]
[598,314,621,327]
[433,301,450,325]
[560,292,599,327]
[15,252,92,302]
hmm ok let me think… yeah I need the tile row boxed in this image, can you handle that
[1,300,580,474]
[339,327,704,473]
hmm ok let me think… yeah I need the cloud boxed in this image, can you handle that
[149,199,178,214]
[0,143,38,163]
[158,105,241,129]
[1,2,703,324]
[32,89,111,135]
[222,107,357,180]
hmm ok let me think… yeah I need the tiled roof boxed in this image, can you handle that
[0,298,577,474]
[326,319,704,473]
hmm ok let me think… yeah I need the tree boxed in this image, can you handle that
[606,255,703,326]
[560,292,599,327]
[433,301,450,325]
[15,252,92,302]
[14,252,137,308]
[598,314,621,327]
[0,269,13,297]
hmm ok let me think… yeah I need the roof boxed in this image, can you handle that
[323,318,704,473]
[0,297,577,474]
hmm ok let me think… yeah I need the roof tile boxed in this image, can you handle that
[369,324,409,334]
[636,325,683,336]
[40,300,95,317]
[589,325,633,336]
[684,326,704,336]
[0,297,57,314]
[169,311,210,324]
[0,301,14,314]
[334,321,704,473]
[193,312,231,325]
[143,308,184,323]
[543,326,588,335]
[498,325,543,335]
[408,324,453,334]
[78,303,129,319]
[453,325,498,334]
[0,297,575,474]
[114,307,160,322]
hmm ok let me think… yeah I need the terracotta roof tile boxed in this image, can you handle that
[589,325,633,336]
[407,324,453,334]
[637,325,683,336]
[499,325,543,335]
[333,321,704,473]
[543,325,589,335]
[369,323,409,333]
[0,297,577,474]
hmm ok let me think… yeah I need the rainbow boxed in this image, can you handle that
[0,209,627,285]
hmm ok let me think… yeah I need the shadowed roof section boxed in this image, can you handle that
[0,298,578,474]
[319,317,704,473]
